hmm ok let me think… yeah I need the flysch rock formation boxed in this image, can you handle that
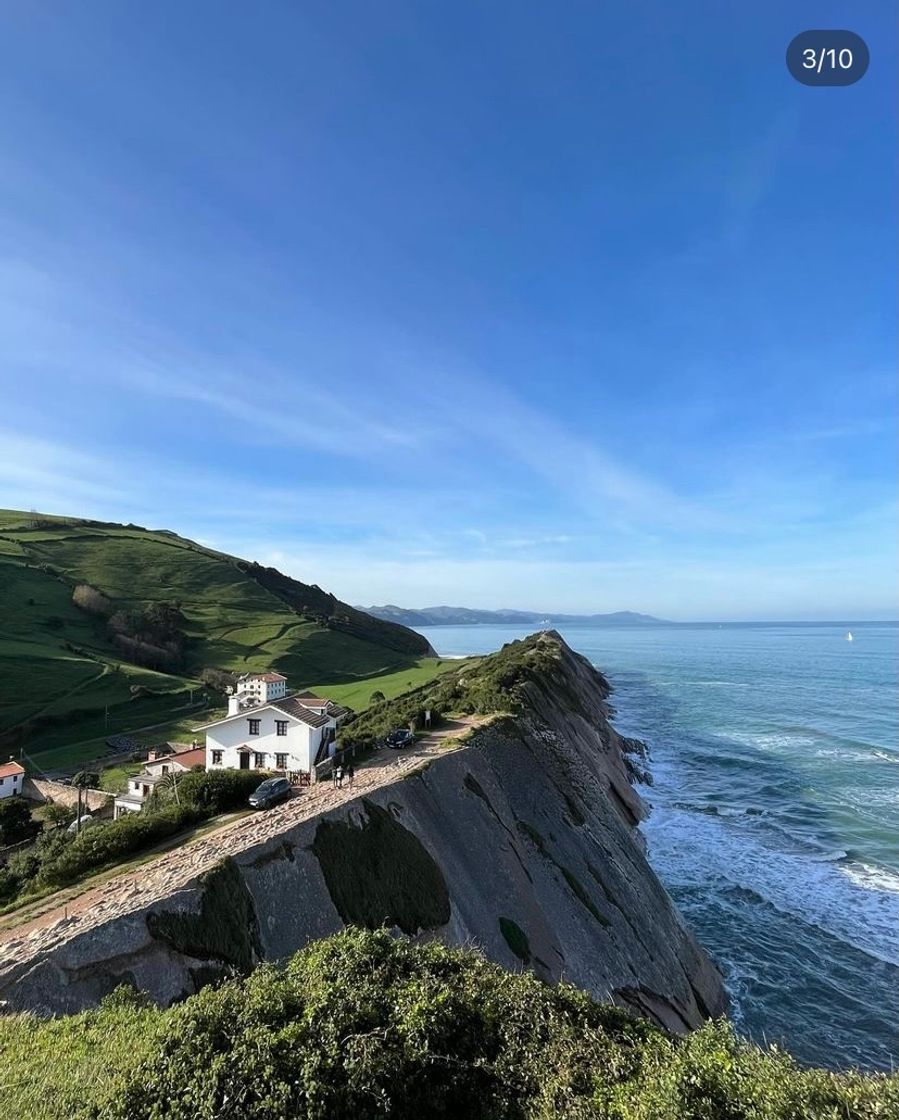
[0,633,727,1031]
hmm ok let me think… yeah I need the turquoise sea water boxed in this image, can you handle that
[415,622,899,1072]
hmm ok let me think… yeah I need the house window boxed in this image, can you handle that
[275,720,288,736]
[254,752,266,769]
[211,750,223,765]
[161,765,169,774]
[248,718,261,735]
[275,753,288,770]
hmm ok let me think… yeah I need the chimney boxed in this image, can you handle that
[228,695,241,717]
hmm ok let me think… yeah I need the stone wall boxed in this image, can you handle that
[22,778,113,817]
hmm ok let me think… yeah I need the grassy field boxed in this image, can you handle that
[0,509,433,770]
[310,657,477,710]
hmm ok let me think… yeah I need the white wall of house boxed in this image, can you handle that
[205,708,332,775]
[0,768,24,800]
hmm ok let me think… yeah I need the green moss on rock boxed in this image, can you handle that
[560,866,611,926]
[311,799,451,934]
[499,916,531,963]
[147,858,261,973]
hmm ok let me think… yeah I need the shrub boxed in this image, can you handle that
[71,583,113,616]
[174,769,266,814]
[42,803,77,828]
[340,632,583,750]
[7,929,881,1120]
[35,804,202,889]
[0,797,41,845]
[199,668,238,694]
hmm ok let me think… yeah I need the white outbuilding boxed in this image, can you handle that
[0,760,24,800]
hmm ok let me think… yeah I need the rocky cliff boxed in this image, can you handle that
[0,633,727,1030]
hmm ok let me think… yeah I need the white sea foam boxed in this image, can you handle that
[641,802,899,967]
[720,730,819,752]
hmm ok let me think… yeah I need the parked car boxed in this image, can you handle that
[66,814,98,833]
[385,728,415,749]
[248,777,292,809]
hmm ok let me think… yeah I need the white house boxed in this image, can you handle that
[0,761,24,800]
[113,745,208,819]
[234,672,288,704]
[114,772,168,818]
[198,691,349,780]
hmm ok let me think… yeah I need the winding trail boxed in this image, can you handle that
[0,718,483,969]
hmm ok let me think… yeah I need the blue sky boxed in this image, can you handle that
[0,2,895,620]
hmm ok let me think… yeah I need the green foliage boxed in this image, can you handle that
[147,858,261,973]
[171,768,265,814]
[2,929,894,1120]
[2,771,264,907]
[41,802,77,827]
[72,770,100,789]
[311,800,451,934]
[340,632,578,750]
[35,804,204,889]
[0,796,41,844]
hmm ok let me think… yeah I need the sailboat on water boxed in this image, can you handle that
[845,631,854,642]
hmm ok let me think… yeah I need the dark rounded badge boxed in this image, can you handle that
[787,30,869,86]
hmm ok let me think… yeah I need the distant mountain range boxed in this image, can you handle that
[359,605,670,628]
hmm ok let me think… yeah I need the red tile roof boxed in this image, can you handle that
[0,761,24,779]
[170,748,207,770]
[249,673,287,682]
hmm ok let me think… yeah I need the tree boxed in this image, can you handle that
[71,771,100,836]
[0,798,41,845]
[72,583,113,617]
[43,803,77,828]
[370,690,386,704]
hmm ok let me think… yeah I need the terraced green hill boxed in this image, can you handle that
[0,510,436,763]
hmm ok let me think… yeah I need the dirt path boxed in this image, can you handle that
[0,718,483,967]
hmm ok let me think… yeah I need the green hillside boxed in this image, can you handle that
[0,510,436,764]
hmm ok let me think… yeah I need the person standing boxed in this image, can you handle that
[335,764,344,790]
[347,761,355,788]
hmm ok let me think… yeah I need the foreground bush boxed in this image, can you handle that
[1,929,895,1120]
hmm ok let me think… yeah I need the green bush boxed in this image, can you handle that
[36,804,202,889]
[3,929,894,1120]
[340,631,588,750]
[174,768,267,814]
[0,797,41,845]
[3,771,264,905]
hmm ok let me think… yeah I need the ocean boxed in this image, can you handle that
[415,622,899,1073]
